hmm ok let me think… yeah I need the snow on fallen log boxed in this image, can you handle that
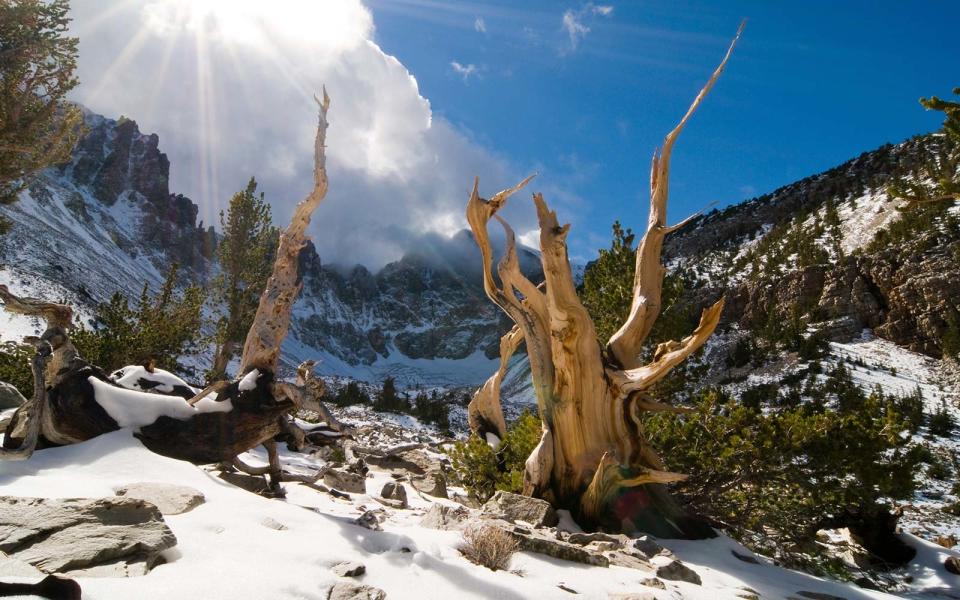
[89,376,232,429]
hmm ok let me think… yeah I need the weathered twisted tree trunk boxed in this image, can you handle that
[466,27,741,537]
[1,92,345,474]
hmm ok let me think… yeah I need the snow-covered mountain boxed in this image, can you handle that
[0,110,541,387]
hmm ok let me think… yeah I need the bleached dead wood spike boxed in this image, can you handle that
[0,285,72,330]
[239,90,331,375]
[607,21,743,371]
[0,342,50,460]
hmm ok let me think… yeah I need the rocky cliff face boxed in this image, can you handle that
[665,135,960,359]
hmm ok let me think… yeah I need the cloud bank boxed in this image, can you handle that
[67,0,533,268]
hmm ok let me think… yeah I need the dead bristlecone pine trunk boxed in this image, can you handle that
[0,90,348,482]
[466,25,744,539]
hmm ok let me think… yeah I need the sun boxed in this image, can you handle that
[141,0,371,51]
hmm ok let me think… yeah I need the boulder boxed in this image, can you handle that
[355,509,385,531]
[655,559,701,585]
[328,582,386,600]
[379,482,408,509]
[324,469,366,494]
[331,561,366,577]
[114,482,205,515]
[0,382,26,410]
[420,504,470,530]
[488,520,609,567]
[481,491,558,528]
[0,496,176,576]
[568,532,630,548]
[633,536,670,558]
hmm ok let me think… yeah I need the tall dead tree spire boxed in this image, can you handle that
[465,23,743,536]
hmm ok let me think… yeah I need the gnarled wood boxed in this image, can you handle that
[467,325,521,441]
[466,26,741,537]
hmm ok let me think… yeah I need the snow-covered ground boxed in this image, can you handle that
[1,430,958,600]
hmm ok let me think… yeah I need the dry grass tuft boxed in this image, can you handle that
[458,522,519,571]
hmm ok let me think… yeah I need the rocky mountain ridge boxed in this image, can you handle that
[0,110,538,386]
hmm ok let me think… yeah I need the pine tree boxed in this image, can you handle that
[888,87,960,206]
[209,178,278,380]
[0,0,83,233]
[579,221,636,342]
[72,264,206,377]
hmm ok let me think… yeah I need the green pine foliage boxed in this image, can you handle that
[450,412,542,503]
[329,380,371,407]
[928,403,955,437]
[0,0,84,233]
[887,87,960,206]
[0,341,33,397]
[646,377,922,552]
[209,177,278,380]
[372,376,404,412]
[72,264,206,378]
[367,377,456,432]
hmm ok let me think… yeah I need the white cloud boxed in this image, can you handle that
[450,61,478,81]
[474,17,486,33]
[67,0,535,268]
[561,3,614,52]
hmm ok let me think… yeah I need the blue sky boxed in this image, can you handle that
[366,0,960,256]
[70,0,960,267]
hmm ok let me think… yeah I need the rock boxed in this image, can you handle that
[114,482,205,515]
[420,504,470,530]
[605,551,651,570]
[331,561,366,577]
[355,510,385,531]
[731,549,761,564]
[632,536,669,558]
[488,520,608,567]
[417,473,448,499]
[66,554,165,577]
[260,517,288,531]
[640,578,665,589]
[0,382,26,409]
[380,482,408,509]
[656,559,701,585]
[0,496,176,576]
[945,556,960,575]
[481,491,558,528]
[325,469,367,494]
[792,592,848,600]
[568,532,630,548]
[218,471,270,494]
[328,582,386,600]
[363,447,448,498]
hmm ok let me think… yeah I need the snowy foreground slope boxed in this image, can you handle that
[1,430,958,600]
